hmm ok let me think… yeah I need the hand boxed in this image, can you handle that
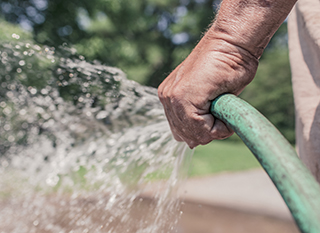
[158,33,258,148]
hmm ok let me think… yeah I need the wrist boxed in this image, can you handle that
[207,0,297,59]
[191,33,259,96]
[207,22,266,59]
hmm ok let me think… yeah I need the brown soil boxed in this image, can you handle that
[178,201,300,233]
[0,195,300,233]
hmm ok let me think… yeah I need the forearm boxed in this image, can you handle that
[208,0,297,58]
[158,0,297,147]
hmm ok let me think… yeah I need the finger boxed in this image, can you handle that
[169,123,184,142]
[180,115,230,147]
[163,102,198,148]
[210,118,234,139]
[160,93,185,143]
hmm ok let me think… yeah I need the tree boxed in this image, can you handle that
[1,2,295,143]
[1,0,218,86]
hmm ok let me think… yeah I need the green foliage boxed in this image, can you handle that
[0,20,32,42]
[1,0,218,86]
[190,140,261,177]
[1,2,295,144]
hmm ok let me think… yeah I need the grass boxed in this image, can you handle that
[0,20,32,42]
[189,138,261,177]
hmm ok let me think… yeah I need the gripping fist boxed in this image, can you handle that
[158,34,258,148]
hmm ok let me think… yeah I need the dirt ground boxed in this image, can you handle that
[0,195,300,233]
[178,201,300,233]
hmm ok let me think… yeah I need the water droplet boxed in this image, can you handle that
[96,111,108,119]
[36,107,44,114]
[4,124,11,131]
[1,52,8,58]
[28,87,37,95]
[22,122,28,129]
[19,60,26,66]
[34,45,41,51]
[12,33,20,39]
[19,109,27,115]
[3,107,12,116]
[6,91,14,98]
[33,220,39,226]
[46,173,60,187]
[40,88,48,95]
[28,50,35,56]
[0,101,6,108]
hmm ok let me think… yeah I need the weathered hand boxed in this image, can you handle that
[158,34,258,148]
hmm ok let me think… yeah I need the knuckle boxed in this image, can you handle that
[190,130,212,146]
[198,137,213,145]
[212,128,234,140]
[157,85,166,100]
[186,140,198,149]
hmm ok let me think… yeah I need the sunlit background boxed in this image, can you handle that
[1,0,294,143]
[0,1,299,232]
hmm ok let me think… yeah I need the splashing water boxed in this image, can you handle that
[0,38,193,232]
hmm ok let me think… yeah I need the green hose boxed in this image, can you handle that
[211,94,320,233]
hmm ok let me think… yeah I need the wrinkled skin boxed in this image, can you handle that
[158,0,297,148]
[158,33,258,148]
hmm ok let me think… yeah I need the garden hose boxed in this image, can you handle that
[211,94,320,233]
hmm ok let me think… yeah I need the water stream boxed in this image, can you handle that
[0,37,193,232]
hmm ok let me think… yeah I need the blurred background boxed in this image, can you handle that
[0,0,294,179]
[0,1,299,232]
